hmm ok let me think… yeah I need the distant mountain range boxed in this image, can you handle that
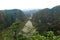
[22,9,40,14]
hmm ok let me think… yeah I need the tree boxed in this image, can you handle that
[0,21,25,40]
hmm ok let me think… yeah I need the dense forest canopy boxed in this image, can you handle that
[0,5,60,40]
[32,5,60,35]
[0,9,27,31]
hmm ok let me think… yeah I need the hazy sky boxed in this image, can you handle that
[0,0,60,10]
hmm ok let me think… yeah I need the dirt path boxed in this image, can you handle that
[22,14,36,36]
[22,20,34,33]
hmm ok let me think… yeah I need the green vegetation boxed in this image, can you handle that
[0,21,25,40]
[32,5,60,35]
[0,5,60,40]
[15,31,60,40]
[1,27,60,40]
[0,9,27,31]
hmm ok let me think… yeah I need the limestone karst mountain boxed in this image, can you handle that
[0,9,27,31]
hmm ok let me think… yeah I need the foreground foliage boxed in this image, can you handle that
[1,28,60,40]
[0,21,60,40]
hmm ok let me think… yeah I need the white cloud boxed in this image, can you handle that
[0,0,60,10]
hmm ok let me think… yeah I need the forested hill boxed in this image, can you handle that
[32,5,60,35]
[0,5,60,40]
[0,9,27,31]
